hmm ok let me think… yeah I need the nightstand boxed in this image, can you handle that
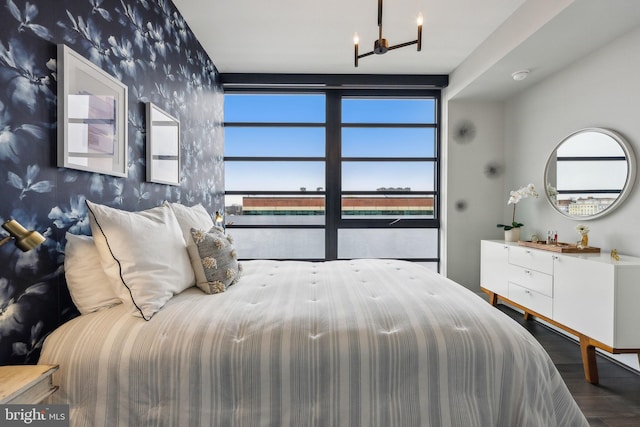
[0,364,59,404]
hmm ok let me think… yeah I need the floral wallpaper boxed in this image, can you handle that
[0,0,224,364]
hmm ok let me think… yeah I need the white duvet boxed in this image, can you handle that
[40,259,588,426]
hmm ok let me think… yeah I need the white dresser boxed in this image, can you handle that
[480,239,640,384]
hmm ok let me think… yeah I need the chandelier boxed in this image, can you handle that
[354,0,423,67]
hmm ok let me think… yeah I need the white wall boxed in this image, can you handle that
[504,26,640,257]
[445,99,505,291]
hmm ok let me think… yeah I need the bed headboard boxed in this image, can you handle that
[0,0,224,364]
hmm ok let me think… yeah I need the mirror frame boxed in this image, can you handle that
[146,102,181,186]
[544,127,636,220]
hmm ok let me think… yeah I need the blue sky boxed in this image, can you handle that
[224,94,436,198]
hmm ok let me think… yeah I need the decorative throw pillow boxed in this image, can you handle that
[86,200,195,320]
[190,226,241,294]
[163,201,214,280]
[64,233,121,315]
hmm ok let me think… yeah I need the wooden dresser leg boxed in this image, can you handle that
[488,292,498,306]
[579,336,599,384]
[523,311,531,321]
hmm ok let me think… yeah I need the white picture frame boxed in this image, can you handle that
[57,44,128,177]
[146,102,181,186]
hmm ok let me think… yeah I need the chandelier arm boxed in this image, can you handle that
[355,49,375,67]
[357,50,376,59]
[387,40,418,51]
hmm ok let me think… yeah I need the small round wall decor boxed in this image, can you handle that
[453,120,477,144]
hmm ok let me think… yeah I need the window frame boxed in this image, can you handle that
[223,76,444,267]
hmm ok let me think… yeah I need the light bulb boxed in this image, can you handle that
[417,13,423,26]
[353,32,359,45]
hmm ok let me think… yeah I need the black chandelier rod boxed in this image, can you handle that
[378,0,384,40]
[388,40,419,51]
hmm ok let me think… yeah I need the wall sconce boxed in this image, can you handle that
[1,219,46,252]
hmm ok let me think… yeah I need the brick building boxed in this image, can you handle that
[241,196,434,216]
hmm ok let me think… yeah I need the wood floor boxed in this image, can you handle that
[498,305,640,427]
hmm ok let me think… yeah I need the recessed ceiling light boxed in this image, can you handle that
[512,69,530,81]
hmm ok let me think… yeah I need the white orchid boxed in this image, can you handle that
[508,183,539,204]
[498,184,539,230]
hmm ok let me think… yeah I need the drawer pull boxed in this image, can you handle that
[524,290,531,295]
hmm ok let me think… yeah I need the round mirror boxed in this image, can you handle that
[544,128,636,220]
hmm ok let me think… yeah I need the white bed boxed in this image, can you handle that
[39,259,588,427]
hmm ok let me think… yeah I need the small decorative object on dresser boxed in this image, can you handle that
[611,249,620,261]
[576,224,589,249]
[0,365,59,404]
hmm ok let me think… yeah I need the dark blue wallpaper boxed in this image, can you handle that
[0,0,224,364]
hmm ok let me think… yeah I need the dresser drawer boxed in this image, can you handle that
[508,264,553,297]
[508,245,554,274]
[508,282,553,318]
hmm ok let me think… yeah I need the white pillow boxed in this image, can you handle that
[86,200,195,320]
[64,233,121,315]
[163,201,214,280]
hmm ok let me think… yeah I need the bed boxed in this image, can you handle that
[39,201,588,426]
[39,258,588,426]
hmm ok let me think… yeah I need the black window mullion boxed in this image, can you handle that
[338,218,440,228]
[224,157,325,162]
[342,157,436,162]
[341,123,436,128]
[224,122,323,128]
[325,92,341,260]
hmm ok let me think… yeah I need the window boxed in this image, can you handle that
[224,83,441,269]
[337,95,438,266]
[224,94,326,259]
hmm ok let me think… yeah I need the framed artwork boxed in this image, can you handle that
[57,44,128,177]
[146,102,181,185]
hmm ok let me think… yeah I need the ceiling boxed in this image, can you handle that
[172,0,640,99]
[172,0,526,75]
